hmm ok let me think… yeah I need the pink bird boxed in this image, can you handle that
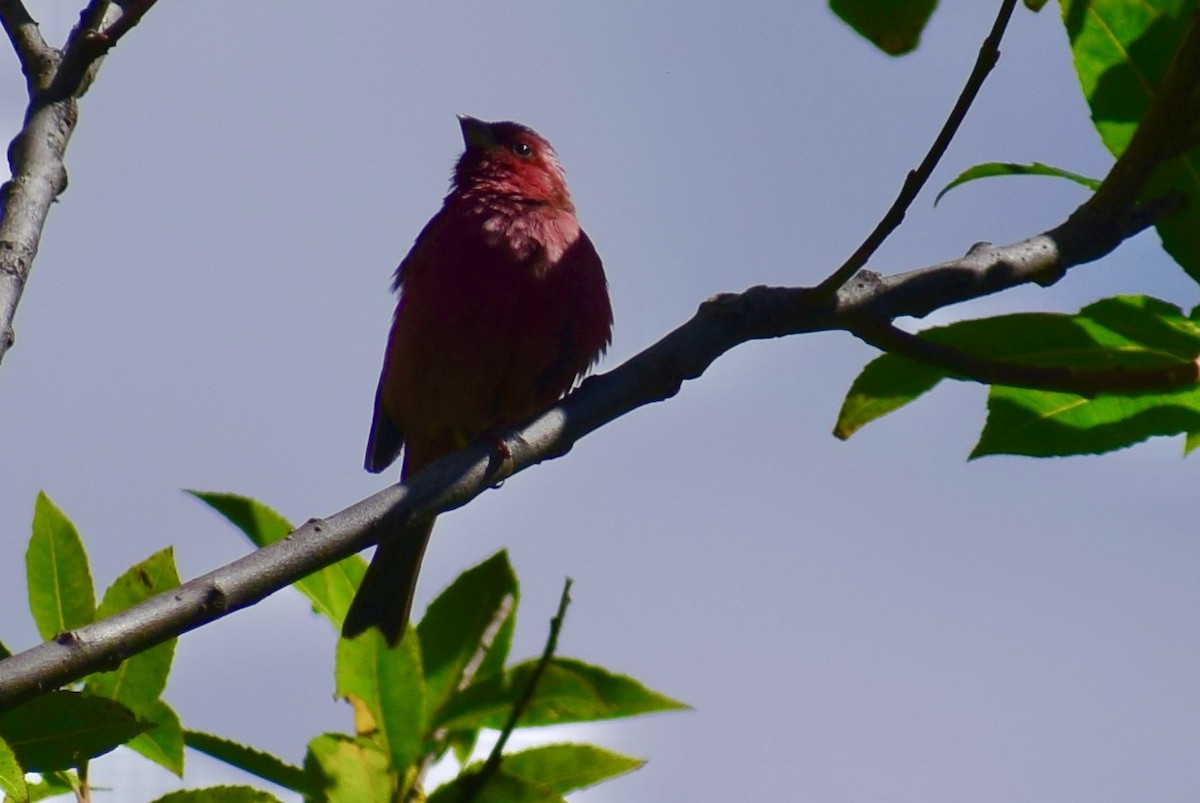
[342,116,613,645]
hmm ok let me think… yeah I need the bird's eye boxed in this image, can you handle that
[510,141,534,158]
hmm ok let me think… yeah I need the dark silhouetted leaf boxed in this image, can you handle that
[830,0,938,55]
[0,691,150,771]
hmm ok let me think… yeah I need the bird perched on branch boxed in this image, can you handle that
[342,115,613,646]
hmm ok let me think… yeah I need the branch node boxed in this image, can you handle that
[813,0,1019,297]
[202,585,229,613]
[52,630,79,647]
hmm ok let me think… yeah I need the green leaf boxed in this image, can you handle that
[1025,0,1050,10]
[0,640,10,660]
[829,0,938,55]
[934,161,1101,205]
[1062,0,1193,155]
[147,786,283,803]
[971,296,1200,456]
[304,734,392,803]
[437,658,688,732]
[83,548,182,775]
[0,691,151,771]
[0,735,27,803]
[835,352,948,439]
[836,295,1200,447]
[502,743,644,795]
[1185,428,1200,454]
[836,312,1094,438]
[972,384,1200,457]
[26,492,95,640]
[446,728,480,766]
[125,698,185,778]
[86,548,179,702]
[428,768,564,803]
[1062,0,1200,280]
[25,771,78,802]
[418,550,518,725]
[188,491,366,626]
[184,730,310,795]
[335,630,426,774]
[93,547,181,623]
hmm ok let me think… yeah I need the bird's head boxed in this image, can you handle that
[452,115,575,211]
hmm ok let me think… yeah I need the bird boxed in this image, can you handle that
[341,115,613,646]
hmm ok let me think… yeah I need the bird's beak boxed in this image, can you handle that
[458,115,497,150]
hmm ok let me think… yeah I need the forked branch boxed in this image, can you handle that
[0,0,159,367]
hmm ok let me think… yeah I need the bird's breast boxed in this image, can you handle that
[469,201,581,278]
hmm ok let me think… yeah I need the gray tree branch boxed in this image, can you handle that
[0,0,157,367]
[0,165,1176,710]
[0,5,1197,713]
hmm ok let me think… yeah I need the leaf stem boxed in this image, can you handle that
[459,578,573,802]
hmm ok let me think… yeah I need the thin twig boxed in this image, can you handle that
[32,0,160,106]
[100,0,157,47]
[0,1,56,92]
[459,579,573,803]
[813,0,1018,298]
[0,0,158,369]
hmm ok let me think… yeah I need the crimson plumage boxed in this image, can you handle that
[342,116,613,645]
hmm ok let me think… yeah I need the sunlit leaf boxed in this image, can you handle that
[502,743,644,795]
[837,296,1200,455]
[86,550,179,700]
[1061,0,1200,279]
[934,161,1101,205]
[336,630,426,774]
[437,658,688,732]
[125,699,185,778]
[83,548,183,774]
[419,551,517,726]
[428,768,564,803]
[972,296,1200,456]
[0,736,27,803]
[24,771,77,802]
[304,734,392,803]
[147,786,283,803]
[26,492,95,640]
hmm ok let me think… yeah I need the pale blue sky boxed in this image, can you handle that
[2,3,1198,801]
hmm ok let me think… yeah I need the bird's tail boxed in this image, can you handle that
[341,517,436,646]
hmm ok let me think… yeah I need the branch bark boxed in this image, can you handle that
[0,3,1197,713]
[0,0,158,367]
[0,171,1174,710]
[814,0,1018,297]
